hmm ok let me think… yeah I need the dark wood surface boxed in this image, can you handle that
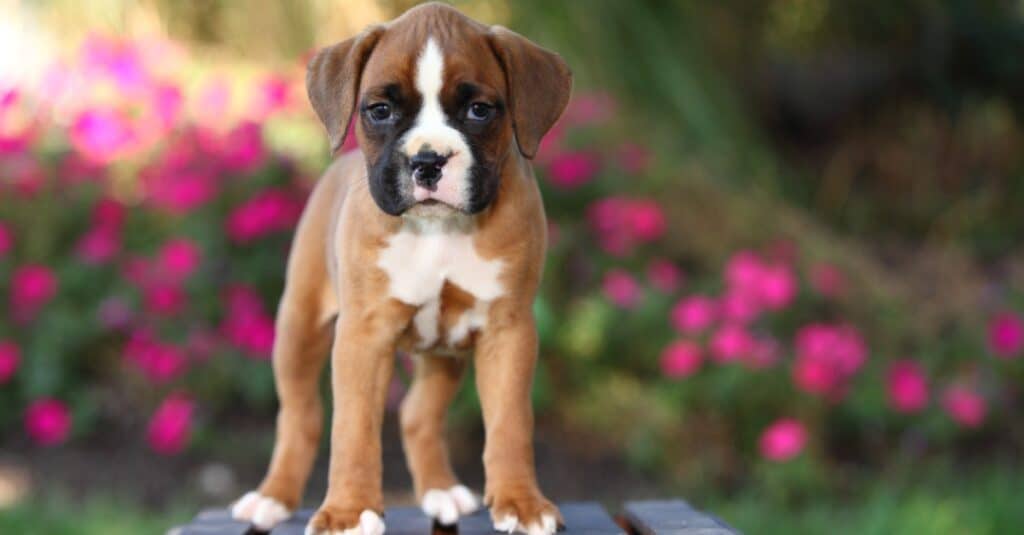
[174,500,741,534]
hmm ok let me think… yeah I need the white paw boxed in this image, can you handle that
[421,484,480,525]
[303,510,386,535]
[231,491,292,531]
[493,512,558,535]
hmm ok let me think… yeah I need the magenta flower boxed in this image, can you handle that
[10,264,58,320]
[886,360,929,413]
[25,398,72,446]
[810,263,846,298]
[942,386,986,428]
[725,251,764,293]
[69,108,138,164]
[547,151,600,189]
[143,283,185,316]
[143,169,217,214]
[660,340,703,379]
[249,74,293,119]
[626,200,666,241]
[709,324,755,363]
[719,290,761,325]
[757,263,797,310]
[646,259,684,294]
[151,82,184,130]
[220,285,275,358]
[75,226,121,264]
[147,393,195,455]
[602,269,642,309]
[0,222,12,258]
[226,188,304,243]
[671,295,718,334]
[987,311,1024,359]
[562,92,616,127]
[157,238,202,281]
[759,418,807,462]
[792,323,868,399]
[218,122,267,173]
[124,329,188,383]
[91,197,126,229]
[0,341,20,384]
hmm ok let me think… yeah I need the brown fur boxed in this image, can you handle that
[252,3,571,532]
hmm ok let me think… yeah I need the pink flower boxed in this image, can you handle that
[757,264,797,310]
[886,360,929,413]
[719,290,761,325]
[157,239,201,281]
[218,122,267,173]
[987,312,1024,359]
[660,340,702,379]
[124,330,188,383]
[562,93,616,127]
[143,169,217,214]
[792,323,868,399]
[147,393,195,455]
[646,259,683,293]
[709,324,755,363]
[151,82,184,130]
[547,151,600,189]
[626,200,666,241]
[249,74,293,119]
[220,285,275,358]
[671,296,718,334]
[226,188,304,243]
[759,418,807,462]
[0,222,12,257]
[602,269,641,309]
[194,77,231,123]
[143,283,185,316]
[91,198,126,229]
[0,341,20,384]
[942,386,986,428]
[725,251,765,293]
[24,398,72,446]
[75,226,121,264]
[810,263,846,298]
[69,108,138,164]
[10,264,58,320]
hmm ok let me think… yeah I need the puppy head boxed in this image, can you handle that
[306,3,572,217]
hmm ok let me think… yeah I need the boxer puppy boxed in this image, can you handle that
[230,3,571,535]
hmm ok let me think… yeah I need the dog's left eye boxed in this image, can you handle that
[366,103,394,123]
[466,102,494,121]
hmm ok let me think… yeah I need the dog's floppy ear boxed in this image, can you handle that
[488,25,573,159]
[306,25,386,154]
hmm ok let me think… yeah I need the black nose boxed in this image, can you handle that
[410,150,448,190]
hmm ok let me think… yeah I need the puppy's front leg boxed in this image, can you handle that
[475,304,561,535]
[306,301,412,535]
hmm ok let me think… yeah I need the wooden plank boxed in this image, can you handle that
[179,508,253,535]
[456,502,623,534]
[176,502,625,534]
[265,507,435,535]
[623,500,740,535]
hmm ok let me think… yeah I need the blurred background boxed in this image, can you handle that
[2,0,1024,533]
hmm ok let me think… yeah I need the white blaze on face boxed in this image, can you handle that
[402,37,474,209]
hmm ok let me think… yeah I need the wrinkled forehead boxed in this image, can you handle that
[359,25,506,102]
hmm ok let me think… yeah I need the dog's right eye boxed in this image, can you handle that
[366,103,394,123]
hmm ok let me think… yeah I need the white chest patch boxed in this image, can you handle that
[377,217,504,349]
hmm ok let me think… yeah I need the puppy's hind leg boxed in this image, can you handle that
[232,174,341,531]
[400,354,480,526]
